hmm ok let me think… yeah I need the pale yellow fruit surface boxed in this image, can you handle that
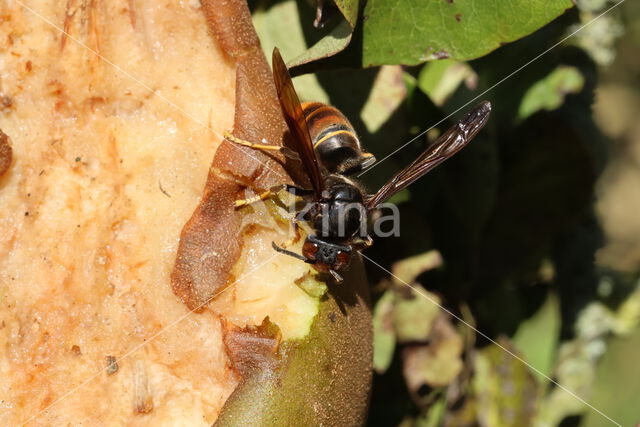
[0,1,241,424]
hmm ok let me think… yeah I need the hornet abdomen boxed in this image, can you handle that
[301,101,375,175]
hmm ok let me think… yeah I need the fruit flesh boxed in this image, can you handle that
[0,1,237,424]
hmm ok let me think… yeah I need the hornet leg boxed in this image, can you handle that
[329,269,344,283]
[235,184,314,208]
[224,131,299,160]
[279,208,310,248]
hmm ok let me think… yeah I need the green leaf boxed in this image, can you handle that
[393,284,441,343]
[512,292,560,378]
[252,0,330,102]
[253,1,306,64]
[306,0,361,29]
[391,250,443,285]
[583,326,640,427]
[288,19,353,73]
[542,286,640,427]
[254,0,358,76]
[362,0,574,66]
[535,339,597,424]
[612,285,640,334]
[415,398,446,427]
[332,0,360,28]
[518,65,585,119]
[373,289,397,373]
[473,337,540,426]
[532,290,640,426]
[417,59,474,107]
[360,66,407,134]
[402,316,464,390]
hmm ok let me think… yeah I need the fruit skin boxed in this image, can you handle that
[172,1,374,423]
[215,259,372,426]
[172,0,291,310]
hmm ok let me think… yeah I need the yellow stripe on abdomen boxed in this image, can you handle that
[313,129,356,149]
